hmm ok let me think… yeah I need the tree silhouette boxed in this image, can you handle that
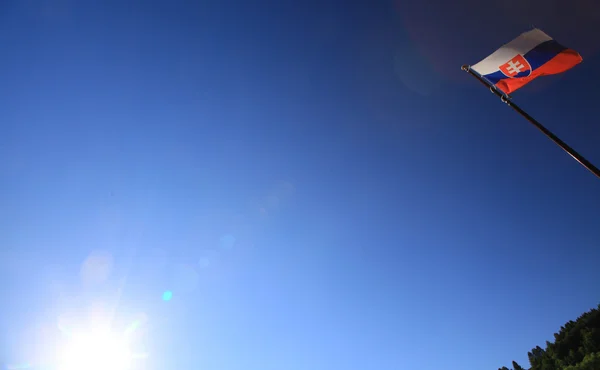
[498,304,600,370]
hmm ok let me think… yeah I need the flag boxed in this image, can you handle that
[471,28,582,94]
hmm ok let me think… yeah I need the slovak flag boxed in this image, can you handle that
[471,28,582,94]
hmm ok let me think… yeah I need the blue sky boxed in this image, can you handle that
[1,1,600,370]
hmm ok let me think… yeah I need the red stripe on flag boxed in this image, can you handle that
[494,49,583,94]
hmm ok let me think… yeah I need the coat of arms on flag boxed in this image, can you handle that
[499,55,531,78]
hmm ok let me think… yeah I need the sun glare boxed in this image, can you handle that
[57,329,133,370]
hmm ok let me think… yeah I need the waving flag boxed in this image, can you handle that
[471,28,582,94]
[462,29,599,179]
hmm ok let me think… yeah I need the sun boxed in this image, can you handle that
[57,328,133,370]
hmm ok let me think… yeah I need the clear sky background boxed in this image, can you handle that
[1,1,600,370]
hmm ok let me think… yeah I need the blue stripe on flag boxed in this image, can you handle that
[482,40,568,85]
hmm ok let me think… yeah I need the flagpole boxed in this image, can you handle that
[461,65,600,180]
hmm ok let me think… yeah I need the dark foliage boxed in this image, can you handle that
[499,304,600,370]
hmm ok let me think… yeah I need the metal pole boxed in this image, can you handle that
[461,65,600,180]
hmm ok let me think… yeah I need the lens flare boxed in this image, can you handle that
[162,290,173,301]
